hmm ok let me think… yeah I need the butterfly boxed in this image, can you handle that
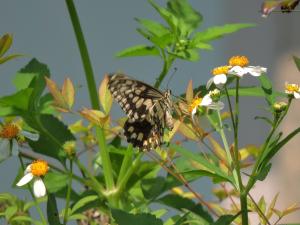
[108,73,174,151]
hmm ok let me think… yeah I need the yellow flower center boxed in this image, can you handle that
[0,123,20,139]
[30,160,49,177]
[212,66,230,76]
[228,56,249,67]
[285,83,299,92]
[188,98,202,113]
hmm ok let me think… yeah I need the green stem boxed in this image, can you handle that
[245,98,292,193]
[117,144,133,185]
[18,156,47,225]
[115,153,143,197]
[216,109,239,189]
[75,159,105,197]
[233,78,248,224]
[154,55,174,88]
[240,193,248,225]
[225,86,236,129]
[65,0,115,198]
[63,160,73,225]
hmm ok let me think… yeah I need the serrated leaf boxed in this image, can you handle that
[99,75,112,114]
[157,194,213,223]
[71,195,98,214]
[293,55,300,71]
[116,45,160,57]
[62,78,75,109]
[45,77,66,109]
[12,73,36,91]
[112,209,163,225]
[171,145,234,184]
[167,0,203,35]
[148,0,178,32]
[0,88,33,111]
[193,23,255,42]
[43,172,69,193]
[135,18,170,37]
[27,114,75,161]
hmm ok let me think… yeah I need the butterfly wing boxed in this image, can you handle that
[108,73,173,151]
[108,73,165,122]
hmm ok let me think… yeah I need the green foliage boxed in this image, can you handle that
[111,209,163,225]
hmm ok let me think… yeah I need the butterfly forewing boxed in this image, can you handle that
[107,73,173,151]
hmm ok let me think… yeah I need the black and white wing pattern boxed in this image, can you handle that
[108,73,174,151]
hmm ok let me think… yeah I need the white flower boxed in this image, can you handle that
[16,160,49,198]
[189,93,224,116]
[228,56,267,78]
[285,82,300,99]
[0,122,39,162]
[207,66,230,89]
[229,65,267,77]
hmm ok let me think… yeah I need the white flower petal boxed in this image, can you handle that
[200,94,213,106]
[20,130,39,141]
[16,172,34,186]
[11,139,19,156]
[229,66,246,77]
[214,74,227,85]
[208,102,225,110]
[245,66,267,76]
[294,92,300,99]
[206,77,214,89]
[33,178,46,198]
[0,139,10,162]
[25,164,32,174]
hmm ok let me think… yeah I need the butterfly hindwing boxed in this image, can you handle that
[108,73,173,151]
[124,119,163,151]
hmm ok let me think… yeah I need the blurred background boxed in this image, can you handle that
[0,0,300,223]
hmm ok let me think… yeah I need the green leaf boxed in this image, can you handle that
[116,45,160,57]
[258,74,275,106]
[0,33,12,57]
[43,171,69,193]
[71,195,98,214]
[148,0,178,32]
[47,194,61,225]
[170,49,199,61]
[167,0,203,35]
[212,213,240,225]
[136,28,174,49]
[27,114,75,161]
[171,144,234,184]
[259,127,300,170]
[5,205,17,220]
[193,23,255,42]
[182,170,232,183]
[12,72,36,90]
[112,209,163,225]
[293,55,300,71]
[141,177,166,200]
[157,194,213,223]
[135,18,170,37]
[18,58,50,111]
[174,212,190,225]
[0,88,33,111]
[256,163,272,181]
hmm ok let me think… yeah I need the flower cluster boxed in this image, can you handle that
[190,55,267,116]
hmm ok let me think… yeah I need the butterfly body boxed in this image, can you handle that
[108,73,173,151]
